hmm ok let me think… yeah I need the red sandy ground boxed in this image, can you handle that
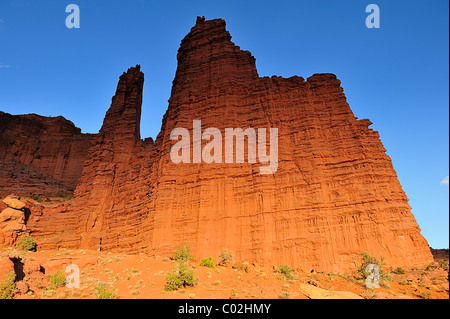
[2,248,448,299]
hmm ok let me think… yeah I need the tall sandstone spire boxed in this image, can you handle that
[26,17,432,272]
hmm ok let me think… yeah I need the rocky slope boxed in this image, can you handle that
[0,17,433,272]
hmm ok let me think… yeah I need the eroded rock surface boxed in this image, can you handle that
[1,17,433,272]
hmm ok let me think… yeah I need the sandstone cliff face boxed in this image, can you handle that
[143,17,432,271]
[0,196,29,246]
[0,111,93,197]
[4,17,433,272]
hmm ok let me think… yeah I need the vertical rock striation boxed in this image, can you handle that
[3,17,433,272]
[142,17,432,271]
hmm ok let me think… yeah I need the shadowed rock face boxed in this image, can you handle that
[1,17,432,272]
[0,111,94,197]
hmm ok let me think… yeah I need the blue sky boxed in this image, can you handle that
[0,0,448,248]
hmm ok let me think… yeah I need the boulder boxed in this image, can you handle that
[15,281,29,294]
[0,208,26,232]
[3,196,26,210]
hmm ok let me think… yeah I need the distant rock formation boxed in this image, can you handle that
[0,111,93,197]
[0,17,433,272]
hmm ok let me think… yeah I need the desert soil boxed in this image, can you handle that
[1,247,448,299]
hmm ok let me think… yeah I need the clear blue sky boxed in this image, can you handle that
[0,0,448,248]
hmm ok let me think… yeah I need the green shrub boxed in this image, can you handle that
[165,245,197,291]
[94,282,117,299]
[438,259,449,271]
[55,191,65,198]
[48,270,66,290]
[425,264,434,271]
[200,257,215,268]
[0,272,16,299]
[218,249,233,266]
[17,234,37,251]
[32,195,43,203]
[173,245,194,263]
[279,292,290,299]
[278,265,295,280]
[42,290,56,298]
[417,291,431,299]
[393,267,406,275]
[358,251,392,283]
[165,260,197,291]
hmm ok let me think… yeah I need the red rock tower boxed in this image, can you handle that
[20,17,432,272]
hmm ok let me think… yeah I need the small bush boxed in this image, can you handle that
[32,195,43,203]
[218,250,233,266]
[130,268,141,278]
[17,234,37,251]
[393,267,406,275]
[173,245,194,263]
[164,260,197,291]
[200,257,215,268]
[94,282,117,299]
[425,264,434,271]
[48,270,66,290]
[358,251,392,283]
[0,272,16,299]
[279,292,290,299]
[42,289,56,298]
[417,291,431,299]
[438,259,449,271]
[278,265,295,280]
[55,191,65,198]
